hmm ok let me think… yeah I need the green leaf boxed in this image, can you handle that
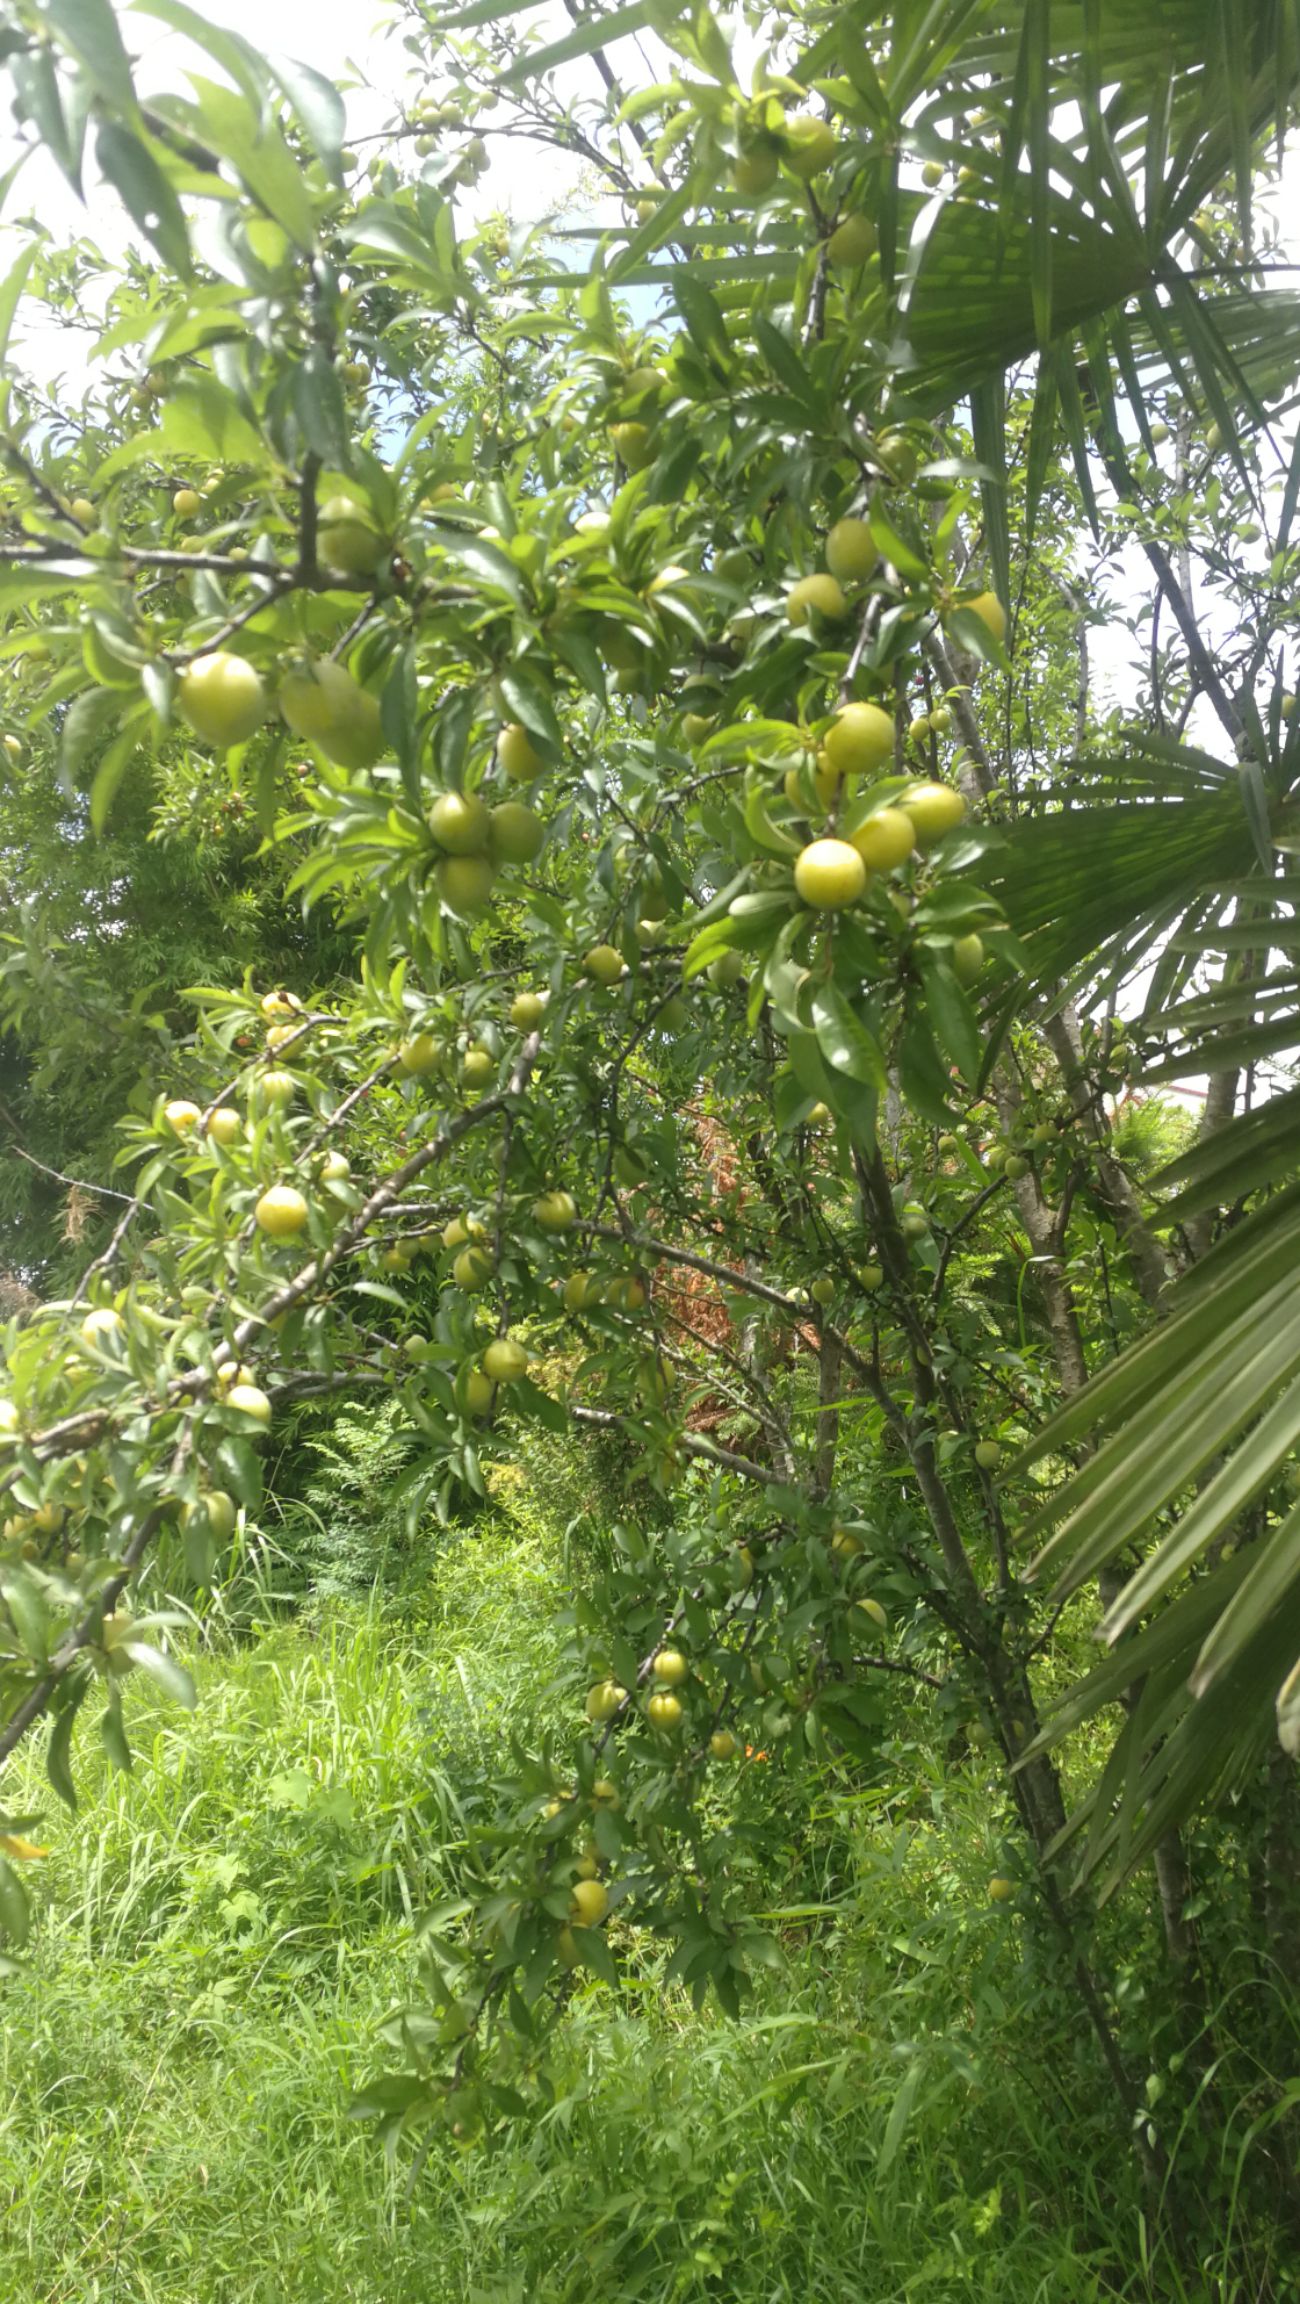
[1278,1657,1300,1758]
[869,503,930,581]
[184,77,318,249]
[152,376,266,468]
[12,48,79,190]
[752,318,824,418]
[95,123,191,274]
[272,53,346,183]
[495,2,650,87]
[1159,1086,1300,1219]
[1032,1557,1250,1755]
[915,949,982,1081]
[1102,1376,1300,1642]
[498,667,562,752]
[136,0,265,100]
[672,275,731,370]
[99,1693,132,1774]
[0,245,36,375]
[121,1642,198,1708]
[290,349,350,465]
[897,1006,954,1124]
[1190,1498,1300,1697]
[986,786,1257,993]
[785,1027,836,1110]
[90,729,142,834]
[345,203,458,300]
[877,2055,923,2175]
[514,1375,569,1432]
[899,184,1148,418]
[0,1570,49,1664]
[428,524,525,603]
[571,1922,619,1987]
[609,176,696,287]
[0,1853,29,1949]
[1011,0,1052,341]
[682,917,740,982]
[810,984,886,1088]
[1235,754,1274,875]
[59,686,119,791]
[46,0,137,114]
[431,0,542,24]
[969,375,1010,612]
[46,1691,84,1812]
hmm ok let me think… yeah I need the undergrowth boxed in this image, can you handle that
[0,1499,1293,2303]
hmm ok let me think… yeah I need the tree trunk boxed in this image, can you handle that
[1265,1743,1300,1996]
[1040,1009,1173,1306]
[1000,1074,1199,1977]
[814,1327,841,1498]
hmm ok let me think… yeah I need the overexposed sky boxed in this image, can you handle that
[0,0,593,286]
[5,0,1299,737]
[0,0,607,453]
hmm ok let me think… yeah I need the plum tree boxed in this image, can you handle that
[583,944,626,984]
[317,495,386,576]
[489,802,545,863]
[279,658,383,770]
[178,654,267,747]
[783,115,837,179]
[569,1878,609,1927]
[823,701,895,775]
[0,2,1296,2242]
[497,724,544,782]
[824,517,879,582]
[793,840,868,909]
[786,573,848,625]
[398,1034,441,1075]
[651,1647,689,1685]
[826,215,877,265]
[429,792,491,855]
[255,1186,310,1239]
[482,1337,528,1383]
[850,809,915,869]
[532,1190,577,1231]
[901,783,966,846]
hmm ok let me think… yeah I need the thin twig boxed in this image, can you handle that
[10,1147,134,1205]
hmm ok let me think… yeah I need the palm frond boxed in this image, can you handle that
[985,772,1261,993]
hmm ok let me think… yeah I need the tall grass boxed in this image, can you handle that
[0,1509,1289,2302]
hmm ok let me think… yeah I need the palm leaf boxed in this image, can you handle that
[985,774,1261,993]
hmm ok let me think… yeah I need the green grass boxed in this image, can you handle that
[0,1513,1287,2303]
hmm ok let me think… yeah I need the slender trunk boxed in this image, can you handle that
[1265,1744,1300,1996]
[1010,1169,1090,1392]
[856,1151,1159,2182]
[924,631,996,801]
[1041,1008,1173,1305]
[740,1264,797,1484]
[1184,943,1252,1259]
[998,1067,1198,1975]
[1198,1065,1239,1139]
[1154,1831,1195,1970]
[814,1327,841,1498]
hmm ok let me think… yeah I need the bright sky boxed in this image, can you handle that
[1,0,588,268]
[7,0,1299,742]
